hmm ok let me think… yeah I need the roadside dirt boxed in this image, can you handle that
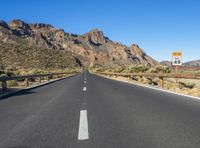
[98,74,200,98]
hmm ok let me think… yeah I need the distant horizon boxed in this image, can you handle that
[0,0,200,63]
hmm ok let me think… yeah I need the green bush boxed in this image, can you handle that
[123,65,149,73]
[0,73,8,77]
[0,70,15,77]
[112,67,125,73]
[147,65,171,73]
[7,80,18,88]
[180,82,196,89]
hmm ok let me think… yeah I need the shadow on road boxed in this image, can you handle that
[0,88,22,94]
[7,146,31,148]
[0,89,36,101]
[0,75,77,101]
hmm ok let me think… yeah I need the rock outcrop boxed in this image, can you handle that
[0,19,158,69]
[160,61,172,67]
[160,60,200,67]
[82,29,108,45]
[183,60,200,67]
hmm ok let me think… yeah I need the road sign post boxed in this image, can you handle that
[172,51,182,84]
[172,52,182,67]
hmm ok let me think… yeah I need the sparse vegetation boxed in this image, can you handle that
[94,64,200,98]
[7,80,18,87]
[0,42,81,70]
[146,65,171,73]
[91,64,171,74]
[180,82,196,89]
[122,65,148,73]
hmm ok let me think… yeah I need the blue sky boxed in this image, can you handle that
[0,0,200,62]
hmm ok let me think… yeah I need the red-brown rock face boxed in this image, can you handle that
[82,29,108,45]
[0,19,158,68]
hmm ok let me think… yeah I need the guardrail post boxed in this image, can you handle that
[2,80,7,92]
[47,75,49,81]
[159,77,164,88]
[128,75,131,82]
[39,77,41,83]
[25,78,29,87]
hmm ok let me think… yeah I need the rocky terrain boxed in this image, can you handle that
[0,42,81,69]
[160,60,172,67]
[183,60,200,67]
[160,60,200,67]
[0,19,158,69]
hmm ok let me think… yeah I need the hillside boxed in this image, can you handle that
[0,42,81,70]
[183,60,200,67]
[160,60,172,67]
[0,19,158,69]
[160,60,200,67]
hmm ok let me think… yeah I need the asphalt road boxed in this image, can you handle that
[1,71,200,148]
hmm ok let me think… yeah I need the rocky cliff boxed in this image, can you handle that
[0,19,158,69]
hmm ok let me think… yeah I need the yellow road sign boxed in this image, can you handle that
[172,52,182,66]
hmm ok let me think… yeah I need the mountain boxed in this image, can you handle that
[0,42,81,69]
[160,60,200,67]
[160,61,172,67]
[183,60,200,67]
[0,19,158,69]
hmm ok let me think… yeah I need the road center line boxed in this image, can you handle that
[78,110,89,140]
[83,86,87,91]
[84,72,87,81]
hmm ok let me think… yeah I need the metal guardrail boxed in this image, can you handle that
[97,72,200,79]
[97,72,200,88]
[0,72,75,92]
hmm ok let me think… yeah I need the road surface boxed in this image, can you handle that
[0,71,200,148]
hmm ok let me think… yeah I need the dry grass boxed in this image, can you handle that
[98,74,200,98]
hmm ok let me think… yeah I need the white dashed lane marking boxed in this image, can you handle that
[78,110,89,140]
[83,87,87,91]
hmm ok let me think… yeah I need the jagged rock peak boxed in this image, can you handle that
[0,19,158,68]
[130,44,140,49]
[29,23,54,29]
[8,19,30,30]
[83,28,109,45]
[88,28,103,34]
[129,43,146,56]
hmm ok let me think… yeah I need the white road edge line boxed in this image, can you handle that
[98,74,200,100]
[84,80,87,84]
[132,82,200,100]
[78,110,89,140]
[83,86,87,91]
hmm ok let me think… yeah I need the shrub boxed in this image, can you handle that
[123,65,149,73]
[147,65,171,73]
[7,80,18,88]
[112,67,125,73]
[180,82,196,89]
[0,73,7,77]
